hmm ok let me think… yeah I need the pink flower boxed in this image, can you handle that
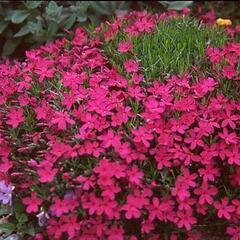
[232,199,240,216]
[37,161,58,183]
[51,111,75,130]
[135,17,155,33]
[194,182,218,204]
[147,197,174,221]
[122,194,148,219]
[198,165,220,182]
[227,225,240,240]
[6,108,25,128]
[118,41,132,53]
[107,225,124,240]
[50,197,78,217]
[206,47,223,63]
[62,214,80,239]
[182,7,190,15]
[226,145,240,165]
[132,126,153,148]
[97,129,121,148]
[221,109,239,129]
[219,128,238,144]
[127,165,143,185]
[176,209,197,231]
[23,192,42,213]
[124,59,139,73]
[222,65,237,79]
[214,197,235,220]
[184,129,205,150]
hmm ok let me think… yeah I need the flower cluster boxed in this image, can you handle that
[0,180,13,205]
[0,9,240,240]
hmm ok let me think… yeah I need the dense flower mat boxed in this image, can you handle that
[0,9,240,240]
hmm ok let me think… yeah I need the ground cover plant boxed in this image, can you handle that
[0,8,240,240]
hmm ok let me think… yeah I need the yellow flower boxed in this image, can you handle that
[216,18,232,26]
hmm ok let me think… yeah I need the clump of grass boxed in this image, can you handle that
[103,17,228,80]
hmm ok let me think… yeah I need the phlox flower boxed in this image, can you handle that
[97,129,121,148]
[37,161,58,183]
[118,41,132,53]
[6,107,25,128]
[135,17,155,33]
[23,192,43,213]
[124,59,139,73]
[176,209,197,231]
[0,180,14,205]
[219,128,238,144]
[127,165,143,185]
[226,225,240,240]
[132,126,153,148]
[122,194,148,219]
[51,111,75,130]
[222,65,237,79]
[50,197,78,217]
[61,214,81,239]
[106,225,124,240]
[194,182,218,204]
[214,197,235,220]
[232,199,240,216]
[226,145,240,165]
[198,164,220,182]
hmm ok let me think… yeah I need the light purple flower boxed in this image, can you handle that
[0,180,14,205]
[64,189,76,200]
[37,211,50,227]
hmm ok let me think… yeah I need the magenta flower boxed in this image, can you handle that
[132,126,153,148]
[6,107,25,128]
[194,182,218,204]
[51,111,75,130]
[124,59,139,73]
[219,128,238,145]
[118,41,132,53]
[214,197,235,220]
[176,209,197,231]
[23,192,43,213]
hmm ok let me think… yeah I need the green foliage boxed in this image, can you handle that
[159,1,193,10]
[103,17,228,80]
[0,1,129,56]
[0,199,36,237]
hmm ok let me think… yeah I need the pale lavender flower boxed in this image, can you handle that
[36,211,50,227]
[0,180,14,205]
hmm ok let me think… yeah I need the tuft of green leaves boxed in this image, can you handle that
[103,17,228,81]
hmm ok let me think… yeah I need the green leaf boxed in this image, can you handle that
[70,2,89,14]
[0,21,8,34]
[27,21,43,35]
[25,1,42,9]
[24,222,35,236]
[63,15,76,29]
[2,38,21,56]
[0,204,11,216]
[14,24,31,37]
[12,198,25,214]
[16,213,28,223]
[10,10,30,24]
[159,1,193,10]
[47,21,59,40]
[90,1,113,15]
[0,223,15,234]
[46,1,63,23]
[77,15,87,23]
